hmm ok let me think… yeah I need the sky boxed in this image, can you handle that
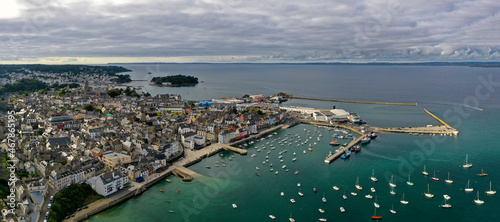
[1,0,500,64]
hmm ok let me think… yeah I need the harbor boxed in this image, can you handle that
[289,95,418,106]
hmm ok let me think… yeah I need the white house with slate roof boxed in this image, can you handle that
[93,171,128,197]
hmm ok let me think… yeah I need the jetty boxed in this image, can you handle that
[324,135,367,164]
[290,96,417,106]
[172,167,198,182]
[372,109,458,135]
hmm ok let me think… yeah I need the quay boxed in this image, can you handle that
[172,167,197,182]
[372,109,459,135]
[300,120,364,135]
[290,96,417,106]
[324,134,367,164]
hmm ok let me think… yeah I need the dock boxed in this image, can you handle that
[324,134,367,164]
[300,120,364,135]
[172,167,197,181]
[372,109,458,135]
[290,96,417,106]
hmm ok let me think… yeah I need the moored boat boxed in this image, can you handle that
[355,176,363,190]
[422,165,429,176]
[370,169,378,182]
[486,181,496,195]
[465,180,473,192]
[463,154,473,168]
[389,175,397,188]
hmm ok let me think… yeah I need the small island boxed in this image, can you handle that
[150,74,199,86]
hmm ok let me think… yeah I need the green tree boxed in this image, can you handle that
[82,104,94,111]
[107,89,121,98]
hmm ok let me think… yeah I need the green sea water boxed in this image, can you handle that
[87,64,500,222]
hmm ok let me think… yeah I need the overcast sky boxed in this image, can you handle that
[1,0,500,64]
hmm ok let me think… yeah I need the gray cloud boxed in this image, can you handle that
[1,0,500,63]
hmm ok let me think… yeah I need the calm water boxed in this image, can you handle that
[88,64,500,222]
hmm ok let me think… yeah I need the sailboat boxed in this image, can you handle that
[445,172,453,184]
[371,207,382,220]
[390,186,396,195]
[390,204,397,214]
[389,175,397,188]
[431,171,439,181]
[422,165,429,176]
[374,195,380,208]
[371,169,378,182]
[463,154,473,168]
[400,193,409,204]
[355,176,363,190]
[440,197,452,208]
[465,180,474,192]
[322,192,327,203]
[406,174,414,186]
[486,181,496,195]
[478,168,488,177]
[424,184,434,198]
[289,212,295,222]
[474,191,484,204]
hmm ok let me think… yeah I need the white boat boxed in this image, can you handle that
[474,191,484,204]
[424,184,434,198]
[422,165,429,176]
[351,192,357,196]
[343,194,347,200]
[290,199,296,203]
[275,171,278,175]
[289,212,295,222]
[406,174,414,186]
[463,154,473,168]
[282,165,286,169]
[280,192,284,196]
[256,167,260,170]
[355,176,363,190]
[440,197,452,208]
[465,180,473,192]
[390,186,396,195]
[332,186,339,191]
[390,204,397,214]
[340,207,345,213]
[400,193,409,204]
[371,187,376,193]
[374,196,380,208]
[445,172,453,184]
[251,154,257,157]
[319,218,327,222]
[370,169,378,182]
[486,181,497,195]
[389,175,397,188]
[297,183,300,187]
[232,203,237,209]
[443,194,450,200]
[318,208,325,213]
[322,193,327,203]
[365,194,373,199]
[269,215,276,220]
[292,158,297,162]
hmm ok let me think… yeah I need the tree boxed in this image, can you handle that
[83,104,94,111]
[107,89,121,98]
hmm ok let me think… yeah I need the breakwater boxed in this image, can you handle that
[290,96,418,106]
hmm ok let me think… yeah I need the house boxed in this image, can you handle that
[47,137,72,149]
[92,171,128,197]
[50,171,72,190]
[101,151,132,168]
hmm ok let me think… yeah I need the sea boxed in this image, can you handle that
[86,64,500,222]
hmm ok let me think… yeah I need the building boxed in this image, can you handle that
[92,171,128,197]
[101,152,132,168]
[50,171,72,190]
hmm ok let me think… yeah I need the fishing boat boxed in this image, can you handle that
[406,174,414,186]
[322,193,327,203]
[422,165,429,176]
[290,199,296,204]
[390,204,397,214]
[269,215,276,220]
[333,186,339,191]
[338,206,345,213]
[486,181,496,195]
[308,148,313,152]
[365,194,373,199]
[355,176,363,190]
[160,190,165,192]
[329,141,340,146]
[371,208,382,220]
[295,171,299,175]
[390,186,396,195]
[478,168,488,177]
[443,194,451,200]
[465,180,473,192]
[431,171,439,181]
[463,154,473,168]
[389,175,397,188]
[232,203,237,209]
[319,208,325,213]
[424,184,434,198]
[370,169,378,182]
[354,146,361,152]
[440,197,452,208]
[341,150,351,159]
[445,172,453,184]
[374,196,380,208]
[474,191,484,204]
[361,137,371,144]
[371,187,376,193]
[400,193,409,204]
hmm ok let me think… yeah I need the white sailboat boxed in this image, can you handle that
[440,197,452,208]
[374,195,380,208]
[390,204,397,214]
[371,169,378,182]
[400,193,409,204]
[289,213,295,222]
[406,174,414,186]
[463,154,473,168]
[465,180,474,192]
[424,184,434,198]
[390,186,396,195]
[445,172,453,184]
[355,176,363,190]
[486,181,496,195]
[389,175,397,188]
[422,165,429,176]
[474,191,484,204]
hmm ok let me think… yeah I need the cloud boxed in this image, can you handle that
[0,0,499,63]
